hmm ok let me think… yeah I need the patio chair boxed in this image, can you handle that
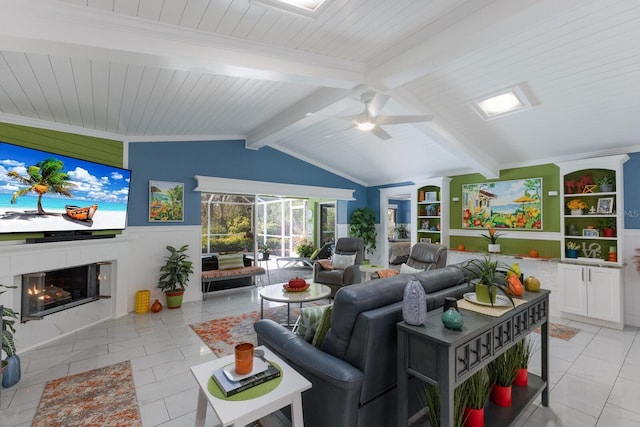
[276,241,333,269]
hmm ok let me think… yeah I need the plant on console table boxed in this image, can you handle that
[481,227,502,253]
[157,245,193,309]
[487,346,520,407]
[567,199,587,215]
[1,283,21,388]
[461,368,491,427]
[461,257,516,306]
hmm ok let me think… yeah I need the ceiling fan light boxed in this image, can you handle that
[357,121,375,131]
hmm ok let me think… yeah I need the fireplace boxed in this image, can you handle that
[21,263,108,321]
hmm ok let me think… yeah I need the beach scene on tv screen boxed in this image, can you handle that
[0,142,130,233]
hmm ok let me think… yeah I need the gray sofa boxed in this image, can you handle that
[254,264,470,427]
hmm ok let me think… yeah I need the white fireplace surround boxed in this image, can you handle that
[0,237,130,353]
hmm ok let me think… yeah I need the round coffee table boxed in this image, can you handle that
[259,282,331,327]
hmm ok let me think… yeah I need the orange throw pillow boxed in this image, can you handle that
[377,268,399,279]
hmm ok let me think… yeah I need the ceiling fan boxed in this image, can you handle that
[315,91,433,140]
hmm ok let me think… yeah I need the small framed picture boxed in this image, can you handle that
[582,229,599,237]
[420,238,432,243]
[425,191,438,201]
[597,197,614,214]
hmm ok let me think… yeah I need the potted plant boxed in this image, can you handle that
[349,207,378,262]
[260,242,272,260]
[566,241,580,258]
[394,224,409,240]
[567,199,587,215]
[422,382,466,427]
[599,218,616,237]
[481,227,502,253]
[295,239,315,258]
[487,347,520,407]
[157,245,193,309]
[513,338,533,387]
[461,257,516,306]
[1,284,21,388]
[597,174,615,192]
[461,368,491,427]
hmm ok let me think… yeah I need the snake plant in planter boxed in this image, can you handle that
[1,283,20,387]
[157,245,194,309]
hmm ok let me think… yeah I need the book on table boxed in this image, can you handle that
[212,359,281,397]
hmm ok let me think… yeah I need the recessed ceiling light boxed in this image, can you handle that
[471,86,531,120]
[252,0,332,17]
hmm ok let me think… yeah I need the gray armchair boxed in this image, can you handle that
[405,242,447,271]
[313,237,364,297]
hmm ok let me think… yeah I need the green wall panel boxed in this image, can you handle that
[449,164,561,258]
[0,123,123,167]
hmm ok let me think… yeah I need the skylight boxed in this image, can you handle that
[471,86,531,120]
[252,0,331,17]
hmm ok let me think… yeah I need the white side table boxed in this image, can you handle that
[191,346,312,427]
[359,264,384,282]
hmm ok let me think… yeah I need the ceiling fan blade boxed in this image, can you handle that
[370,125,392,140]
[375,114,434,125]
[367,93,390,116]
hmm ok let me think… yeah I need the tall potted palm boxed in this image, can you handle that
[349,207,377,262]
[157,245,193,309]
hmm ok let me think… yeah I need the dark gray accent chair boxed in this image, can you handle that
[313,237,364,297]
[405,242,448,271]
[254,265,470,427]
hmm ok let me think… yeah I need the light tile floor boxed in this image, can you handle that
[1,286,640,427]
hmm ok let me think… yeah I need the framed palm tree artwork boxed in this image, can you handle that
[149,181,184,222]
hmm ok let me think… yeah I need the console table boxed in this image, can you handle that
[397,290,549,427]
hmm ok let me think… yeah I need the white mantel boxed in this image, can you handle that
[0,237,130,353]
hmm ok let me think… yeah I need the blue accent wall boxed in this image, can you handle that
[624,152,640,229]
[389,199,411,223]
[128,139,366,226]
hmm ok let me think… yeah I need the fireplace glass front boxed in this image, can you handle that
[21,264,101,321]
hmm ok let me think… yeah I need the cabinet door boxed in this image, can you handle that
[558,263,587,316]
[587,267,622,322]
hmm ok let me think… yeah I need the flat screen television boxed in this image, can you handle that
[0,141,131,239]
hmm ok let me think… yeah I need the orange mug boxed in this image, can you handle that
[234,343,254,375]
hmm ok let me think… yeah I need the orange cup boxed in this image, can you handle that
[234,343,254,375]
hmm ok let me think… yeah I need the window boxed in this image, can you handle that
[319,202,336,245]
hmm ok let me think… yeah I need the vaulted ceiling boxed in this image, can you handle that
[1,0,639,186]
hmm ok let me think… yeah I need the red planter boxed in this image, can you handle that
[514,368,528,387]
[602,228,616,237]
[463,407,484,427]
[490,384,512,407]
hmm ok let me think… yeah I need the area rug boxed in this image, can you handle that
[536,322,581,341]
[32,360,142,427]
[191,306,309,357]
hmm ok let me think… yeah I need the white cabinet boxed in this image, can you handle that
[558,263,623,328]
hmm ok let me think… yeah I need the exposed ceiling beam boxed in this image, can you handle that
[366,0,585,89]
[389,87,501,178]
[0,0,364,88]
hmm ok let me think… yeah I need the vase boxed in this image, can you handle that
[488,244,500,253]
[474,283,496,304]
[600,184,613,192]
[490,384,512,407]
[150,299,163,313]
[602,228,615,237]
[570,209,583,215]
[567,249,579,258]
[463,407,484,427]
[402,279,427,326]
[514,367,528,386]
[441,307,463,330]
[2,354,21,388]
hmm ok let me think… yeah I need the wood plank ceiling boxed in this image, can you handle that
[0,0,639,186]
